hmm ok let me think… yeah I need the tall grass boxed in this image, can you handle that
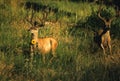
[0,0,120,81]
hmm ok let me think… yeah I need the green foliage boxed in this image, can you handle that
[111,18,120,39]
[100,6,116,19]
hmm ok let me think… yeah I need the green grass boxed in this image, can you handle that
[0,0,120,81]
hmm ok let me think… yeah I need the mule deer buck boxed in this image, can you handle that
[26,9,58,63]
[94,6,117,55]
[28,27,58,63]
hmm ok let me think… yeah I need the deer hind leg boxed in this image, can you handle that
[50,46,57,63]
[42,54,46,63]
[49,50,56,63]
[101,43,106,55]
[50,41,57,63]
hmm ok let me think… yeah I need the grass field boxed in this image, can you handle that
[0,0,120,81]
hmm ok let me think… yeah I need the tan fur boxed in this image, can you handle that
[96,11,113,55]
[97,29,111,55]
[29,27,58,63]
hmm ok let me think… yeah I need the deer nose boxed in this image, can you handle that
[31,33,34,39]
[31,33,34,36]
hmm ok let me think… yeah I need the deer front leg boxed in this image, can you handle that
[29,45,34,69]
[42,54,46,63]
[101,44,106,55]
[30,45,35,62]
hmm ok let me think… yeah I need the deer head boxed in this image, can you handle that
[98,5,118,28]
[25,7,49,28]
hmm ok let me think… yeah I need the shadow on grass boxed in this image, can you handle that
[77,56,120,81]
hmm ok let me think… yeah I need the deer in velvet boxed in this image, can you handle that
[94,6,117,55]
[26,9,58,63]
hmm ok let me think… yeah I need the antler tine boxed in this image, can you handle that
[25,8,35,27]
[36,11,47,27]
[97,2,108,24]
[108,6,119,23]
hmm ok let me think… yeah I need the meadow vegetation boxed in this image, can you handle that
[0,0,120,81]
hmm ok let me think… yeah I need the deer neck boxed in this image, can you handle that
[105,21,111,28]
[32,32,38,43]
[100,27,110,37]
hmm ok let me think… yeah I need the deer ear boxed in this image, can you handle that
[28,29,30,31]
[33,26,38,30]
[39,24,45,27]
[28,26,37,31]
[28,27,32,31]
